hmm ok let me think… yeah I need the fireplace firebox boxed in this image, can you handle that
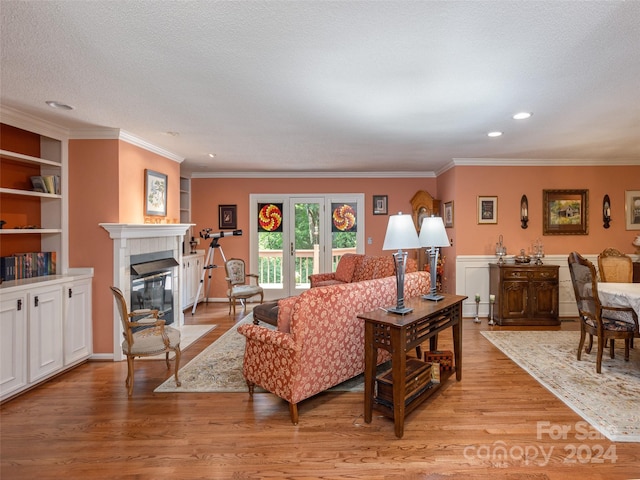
[130,250,179,326]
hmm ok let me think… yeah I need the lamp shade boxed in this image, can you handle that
[383,213,421,250]
[419,216,449,248]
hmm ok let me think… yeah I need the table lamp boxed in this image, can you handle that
[419,215,450,301]
[382,212,421,314]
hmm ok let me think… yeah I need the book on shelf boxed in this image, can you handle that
[30,175,60,194]
[0,252,56,281]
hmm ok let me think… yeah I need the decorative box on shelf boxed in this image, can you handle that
[376,358,436,406]
[424,350,454,374]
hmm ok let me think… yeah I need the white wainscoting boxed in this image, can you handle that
[455,254,607,320]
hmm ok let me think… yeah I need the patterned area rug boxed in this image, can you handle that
[482,330,640,442]
[139,324,216,360]
[154,314,368,393]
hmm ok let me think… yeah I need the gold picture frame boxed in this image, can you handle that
[444,201,454,228]
[625,190,640,230]
[543,189,588,235]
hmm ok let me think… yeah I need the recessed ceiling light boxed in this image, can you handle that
[45,100,74,110]
[208,153,216,158]
[512,112,532,120]
[487,131,503,137]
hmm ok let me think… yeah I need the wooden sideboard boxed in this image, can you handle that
[489,263,560,326]
[634,262,640,283]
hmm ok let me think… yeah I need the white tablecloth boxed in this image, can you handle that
[597,282,640,321]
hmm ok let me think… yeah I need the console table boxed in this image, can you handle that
[489,263,560,326]
[359,294,466,438]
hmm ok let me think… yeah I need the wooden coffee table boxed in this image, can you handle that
[359,294,466,438]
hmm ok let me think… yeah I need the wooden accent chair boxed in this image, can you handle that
[598,248,633,283]
[567,253,637,373]
[110,286,181,395]
[224,258,264,315]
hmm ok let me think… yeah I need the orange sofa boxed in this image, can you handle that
[237,271,430,424]
[308,253,418,288]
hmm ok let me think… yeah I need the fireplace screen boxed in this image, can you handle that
[130,255,177,326]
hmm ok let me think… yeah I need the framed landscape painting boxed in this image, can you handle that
[543,189,588,235]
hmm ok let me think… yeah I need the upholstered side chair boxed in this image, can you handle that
[224,258,264,315]
[110,286,181,395]
[598,247,633,283]
[567,252,637,373]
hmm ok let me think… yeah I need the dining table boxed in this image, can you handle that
[597,282,640,333]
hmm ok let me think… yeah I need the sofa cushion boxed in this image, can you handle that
[333,253,360,283]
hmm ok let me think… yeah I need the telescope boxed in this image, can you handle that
[200,228,242,239]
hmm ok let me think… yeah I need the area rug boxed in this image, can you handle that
[481,330,640,442]
[154,314,369,393]
[140,324,216,360]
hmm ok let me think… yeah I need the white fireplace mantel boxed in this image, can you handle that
[100,223,193,239]
[100,223,193,361]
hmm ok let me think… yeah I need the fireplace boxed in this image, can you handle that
[100,223,192,361]
[130,251,179,326]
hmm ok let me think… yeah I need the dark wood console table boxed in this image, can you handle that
[489,263,560,326]
[359,294,466,438]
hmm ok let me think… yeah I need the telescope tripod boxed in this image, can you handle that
[191,238,227,315]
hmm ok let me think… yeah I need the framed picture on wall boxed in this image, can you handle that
[144,169,167,216]
[477,196,497,224]
[372,195,388,215]
[219,204,237,230]
[543,189,588,235]
[443,201,454,228]
[625,190,640,230]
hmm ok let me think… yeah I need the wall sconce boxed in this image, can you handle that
[520,195,528,229]
[603,194,611,228]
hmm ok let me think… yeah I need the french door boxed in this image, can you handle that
[250,194,364,300]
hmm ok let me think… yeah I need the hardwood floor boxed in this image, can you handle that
[1,302,638,479]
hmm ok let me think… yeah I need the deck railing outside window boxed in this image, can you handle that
[258,247,356,287]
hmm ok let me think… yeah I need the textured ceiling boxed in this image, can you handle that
[1,0,639,176]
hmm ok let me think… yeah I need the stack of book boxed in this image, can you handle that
[30,175,61,194]
[0,252,57,281]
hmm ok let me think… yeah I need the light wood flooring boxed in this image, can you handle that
[1,302,638,479]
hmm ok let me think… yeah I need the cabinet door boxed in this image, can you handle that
[0,292,28,399]
[64,279,92,365]
[530,280,558,319]
[500,281,528,319]
[28,285,63,383]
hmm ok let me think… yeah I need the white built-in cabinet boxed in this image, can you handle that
[0,108,93,402]
[0,274,92,401]
[181,251,205,310]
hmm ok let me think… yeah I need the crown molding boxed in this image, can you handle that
[0,105,70,139]
[190,170,438,179]
[452,158,640,166]
[70,128,184,163]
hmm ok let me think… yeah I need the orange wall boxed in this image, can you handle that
[0,124,43,255]
[117,142,181,223]
[190,176,439,298]
[69,138,181,354]
[437,164,640,292]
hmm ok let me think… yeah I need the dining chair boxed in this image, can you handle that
[567,252,637,373]
[224,258,264,315]
[598,247,633,283]
[110,286,181,395]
